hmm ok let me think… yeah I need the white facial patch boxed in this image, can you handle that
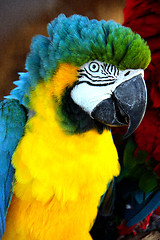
[71,60,144,116]
[71,83,113,116]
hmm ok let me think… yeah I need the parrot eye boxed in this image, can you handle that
[89,62,100,72]
[77,60,119,87]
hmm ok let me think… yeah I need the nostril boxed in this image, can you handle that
[124,71,130,77]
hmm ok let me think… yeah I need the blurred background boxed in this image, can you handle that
[0,0,125,98]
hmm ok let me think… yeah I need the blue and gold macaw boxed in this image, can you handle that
[0,14,150,240]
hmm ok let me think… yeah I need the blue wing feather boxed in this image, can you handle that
[125,189,160,227]
[98,178,116,217]
[115,178,160,227]
[0,99,27,239]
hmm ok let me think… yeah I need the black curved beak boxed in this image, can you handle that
[91,74,147,138]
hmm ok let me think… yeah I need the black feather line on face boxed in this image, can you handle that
[82,69,115,79]
[79,73,115,80]
[84,68,108,78]
[59,88,107,134]
[76,80,115,87]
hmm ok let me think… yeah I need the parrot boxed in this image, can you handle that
[0,14,151,240]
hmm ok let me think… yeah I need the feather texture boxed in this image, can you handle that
[8,14,150,108]
[2,77,119,240]
[0,100,27,238]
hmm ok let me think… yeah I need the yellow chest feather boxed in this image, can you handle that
[12,81,119,203]
[3,78,120,240]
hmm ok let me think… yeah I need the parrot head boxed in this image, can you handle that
[10,14,151,137]
[71,60,146,137]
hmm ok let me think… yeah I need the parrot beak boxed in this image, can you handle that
[91,74,147,138]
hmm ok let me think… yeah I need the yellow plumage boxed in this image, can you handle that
[2,64,120,240]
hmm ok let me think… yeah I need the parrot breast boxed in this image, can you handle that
[3,66,119,240]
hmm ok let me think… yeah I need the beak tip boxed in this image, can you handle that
[123,132,131,139]
[123,112,145,139]
[114,74,147,138]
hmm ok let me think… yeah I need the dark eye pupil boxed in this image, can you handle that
[89,62,99,72]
